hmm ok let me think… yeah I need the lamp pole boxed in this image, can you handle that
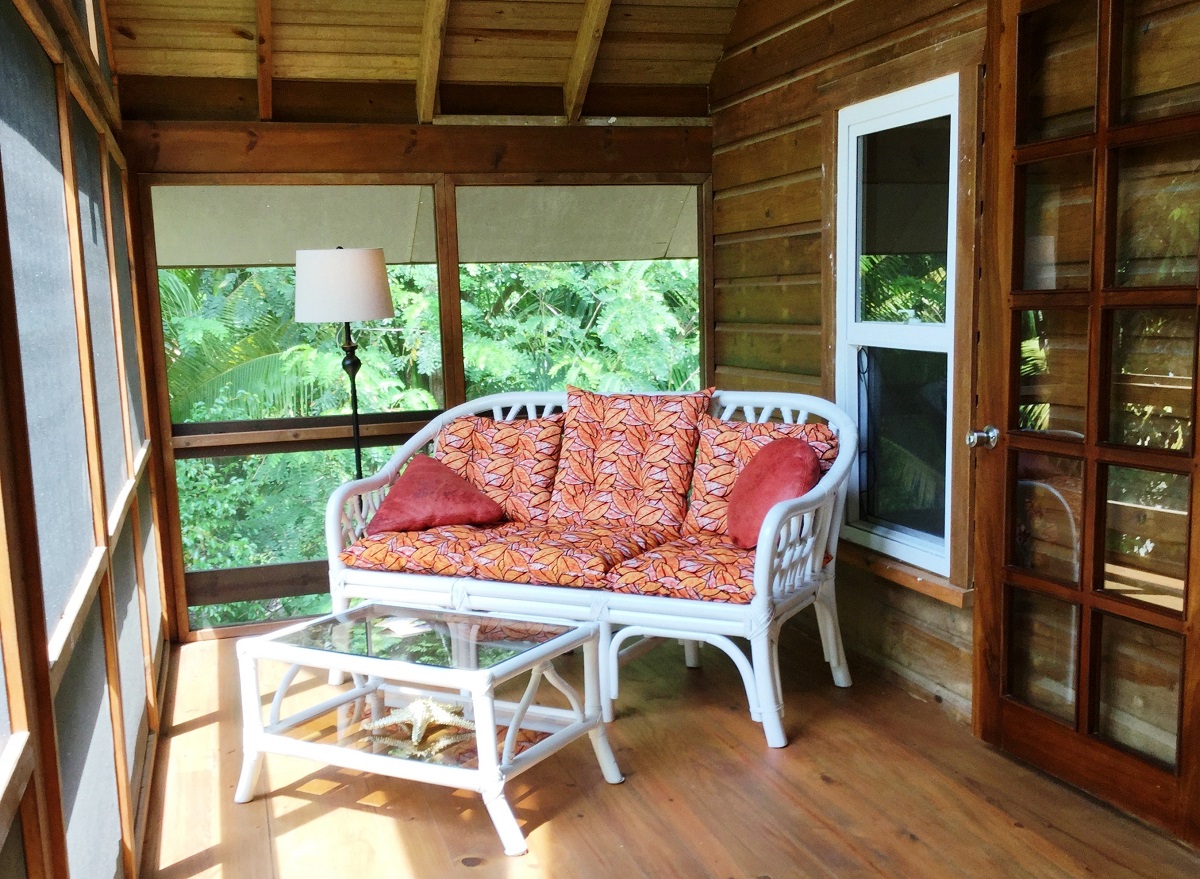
[341,320,364,481]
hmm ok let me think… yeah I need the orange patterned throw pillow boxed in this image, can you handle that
[684,414,839,537]
[549,386,714,531]
[435,414,564,524]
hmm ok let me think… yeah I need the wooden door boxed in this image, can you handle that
[975,0,1200,844]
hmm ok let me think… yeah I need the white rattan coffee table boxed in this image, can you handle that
[234,603,624,856]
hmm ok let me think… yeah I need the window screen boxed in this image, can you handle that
[70,97,127,511]
[54,603,124,879]
[108,158,145,450]
[113,519,147,784]
[137,480,163,662]
[0,0,98,635]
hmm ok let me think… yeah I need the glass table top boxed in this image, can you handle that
[275,604,574,670]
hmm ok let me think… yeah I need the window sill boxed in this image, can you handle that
[837,540,974,608]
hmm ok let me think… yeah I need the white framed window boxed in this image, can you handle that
[835,74,960,576]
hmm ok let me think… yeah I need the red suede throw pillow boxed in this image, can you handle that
[366,454,505,535]
[726,438,822,548]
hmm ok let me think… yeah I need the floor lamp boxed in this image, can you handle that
[294,247,394,481]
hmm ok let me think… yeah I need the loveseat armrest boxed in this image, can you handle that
[750,422,856,608]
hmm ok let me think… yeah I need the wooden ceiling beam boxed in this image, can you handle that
[564,0,613,122]
[416,0,451,123]
[256,0,273,121]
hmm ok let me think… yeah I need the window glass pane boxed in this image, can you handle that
[70,98,128,509]
[137,480,163,661]
[108,159,145,450]
[177,447,392,572]
[0,0,98,635]
[1121,0,1200,123]
[456,186,700,397]
[1115,138,1200,288]
[113,519,147,784]
[1097,614,1183,767]
[857,348,947,541]
[1016,309,1088,437]
[1102,466,1188,614]
[1012,452,1083,584]
[1019,154,1093,291]
[160,264,442,422]
[856,118,949,324]
[55,603,124,879]
[1016,0,1098,143]
[1107,307,1195,450]
[1008,587,1079,724]
[0,814,29,878]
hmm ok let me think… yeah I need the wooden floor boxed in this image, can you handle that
[141,628,1200,879]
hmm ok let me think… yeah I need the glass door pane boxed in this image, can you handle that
[1009,588,1079,723]
[1017,0,1098,143]
[1114,138,1200,288]
[1102,466,1188,613]
[1019,154,1094,290]
[1016,309,1089,437]
[1096,614,1183,767]
[1121,0,1200,122]
[1107,307,1196,450]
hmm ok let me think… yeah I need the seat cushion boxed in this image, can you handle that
[365,454,504,535]
[435,414,564,524]
[549,386,712,530]
[605,533,757,604]
[339,522,524,577]
[466,524,676,589]
[684,415,839,537]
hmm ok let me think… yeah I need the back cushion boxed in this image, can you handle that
[684,414,839,536]
[435,414,564,524]
[550,386,713,530]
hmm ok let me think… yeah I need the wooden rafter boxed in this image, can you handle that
[564,0,613,122]
[416,0,451,123]
[256,0,273,121]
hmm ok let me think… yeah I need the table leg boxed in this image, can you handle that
[234,645,265,803]
[482,787,528,857]
[472,686,527,856]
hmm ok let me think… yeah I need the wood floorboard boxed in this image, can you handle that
[142,626,1200,879]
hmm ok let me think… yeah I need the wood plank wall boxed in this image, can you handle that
[710,0,987,712]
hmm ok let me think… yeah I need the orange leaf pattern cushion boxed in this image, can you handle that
[605,533,756,604]
[549,387,713,530]
[684,414,839,537]
[435,414,564,524]
[339,522,523,577]
[466,525,675,589]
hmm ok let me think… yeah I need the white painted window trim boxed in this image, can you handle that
[835,73,960,577]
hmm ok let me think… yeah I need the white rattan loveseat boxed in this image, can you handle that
[324,389,857,747]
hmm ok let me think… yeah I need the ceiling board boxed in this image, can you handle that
[108,0,737,118]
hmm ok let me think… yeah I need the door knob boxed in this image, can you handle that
[965,426,999,449]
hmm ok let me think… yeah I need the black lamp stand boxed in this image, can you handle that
[340,320,365,481]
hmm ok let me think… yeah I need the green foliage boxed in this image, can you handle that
[460,260,699,395]
[161,259,700,628]
[858,253,947,323]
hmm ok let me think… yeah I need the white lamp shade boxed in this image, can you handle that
[294,247,395,323]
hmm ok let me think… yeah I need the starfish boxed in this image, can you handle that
[361,697,475,746]
[370,731,477,760]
